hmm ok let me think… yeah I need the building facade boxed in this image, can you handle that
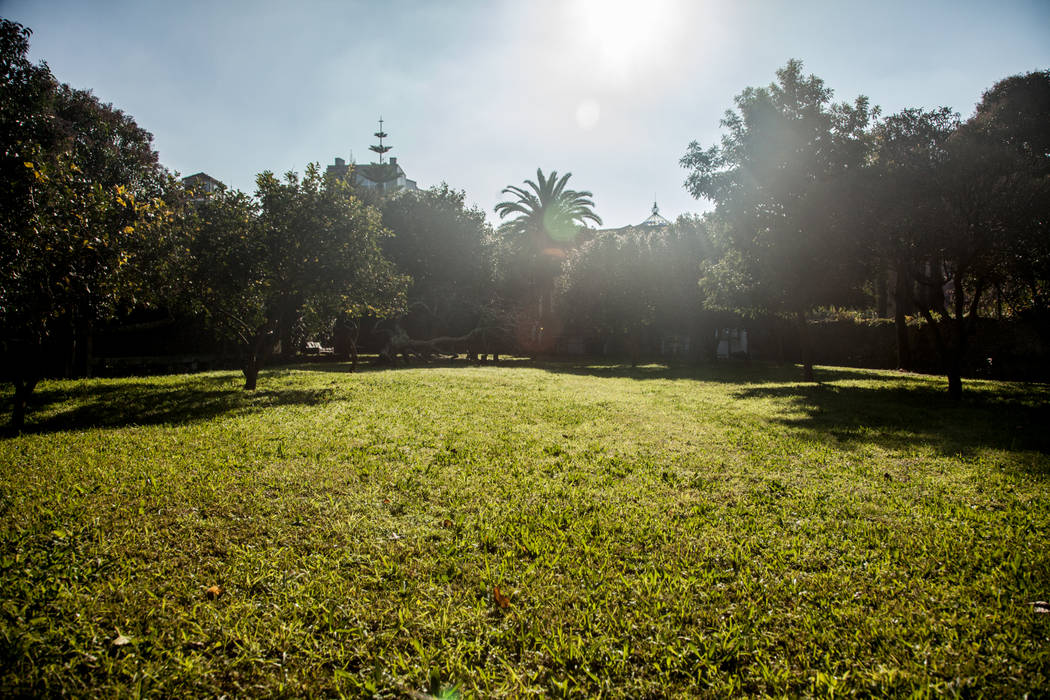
[326,156,418,194]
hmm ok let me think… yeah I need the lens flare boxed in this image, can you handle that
[576,99,601,130]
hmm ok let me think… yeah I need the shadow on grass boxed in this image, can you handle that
[295,355,859,384]
[1,373,336,438]
[9,360,1047,466]
[536,359,825,384]
[300,358,1050,458]
[522,359,1049,461]
[734,380,1050,460]
[292,356,538,375]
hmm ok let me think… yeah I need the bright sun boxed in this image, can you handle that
[567,0,678,83]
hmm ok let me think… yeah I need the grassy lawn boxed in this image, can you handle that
[1,361,1048,697]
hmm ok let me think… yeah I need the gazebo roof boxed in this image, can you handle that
[639,201,671,227]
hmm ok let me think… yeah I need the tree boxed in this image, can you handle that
[900,78,1050,398]
[379,184,495,338]
[1,20,173,430]
[494,169,601,328]
[863,73,1049,398]
[183,165,405,390]
[558,217,712,365]
[0,19,59,429]
[969,71,1050,323]
[869,107,960,370]
[681,60,876,380]
[178,187,270,386]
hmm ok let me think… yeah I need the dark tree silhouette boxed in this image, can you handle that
[495,169,601,329]
[681,60,876,381]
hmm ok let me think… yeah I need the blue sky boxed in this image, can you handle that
[3,0,1048,227]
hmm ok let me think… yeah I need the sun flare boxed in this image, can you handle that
[567,0,679,83]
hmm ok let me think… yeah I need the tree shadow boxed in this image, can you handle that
[291,356,538,375]
[297,355,835,383]
[313,357,1048,462]
[1,374,337,437]
[531,359,906,385]
[733,381,1050,461]
[294,354,893,385]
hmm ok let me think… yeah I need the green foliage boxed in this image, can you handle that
[969,71,1050,318]
[558,217,712,338]
[685,62,1049,395]
[1,364,1047,695]
[495,169,602,246]
[255,165,405,328]
[0,18,172,413]
[180,187,266,339]
[379,184,495,333]
[495,169,602,324]
[866,78,1049,395]
[681,60,876,319]
[180,166,407,385]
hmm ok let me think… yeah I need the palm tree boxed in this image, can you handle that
[495,169,602,326]
[496,169,602,247]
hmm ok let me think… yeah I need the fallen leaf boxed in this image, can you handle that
[205,585,224,599]
[493,585,511,609]
[441,519,453,528]
[112,634,131,647]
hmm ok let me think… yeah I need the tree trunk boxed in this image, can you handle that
[627,330,640,368]
[947,366,962,400]
[895,306,911,370]
[776,320,786,367]
[70,312,94,378]
[876,269,888,319]
[275,296,304,362]
[916,300,969,402]
[277,317,293,362]
[242,323,275,391]
[9,377,38,432]
[894,262,912,370]
[82,319,94,378]
[243,357,260,391]
[797,311,814,382]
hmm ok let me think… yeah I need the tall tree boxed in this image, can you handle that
[0,19,58,429]
[897,75,1049,398]
[558,217,711,364]
[494,169,601,329]
[869,107,960,370]
[969,71,1050,323]
[863,74,1048,398]
[183,166,406,389]
[0,20,173,429]
[379,184,495,338]
[177,187,271,387]
[681,60,876,380]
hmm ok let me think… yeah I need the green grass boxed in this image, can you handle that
[1,360,1048,697]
